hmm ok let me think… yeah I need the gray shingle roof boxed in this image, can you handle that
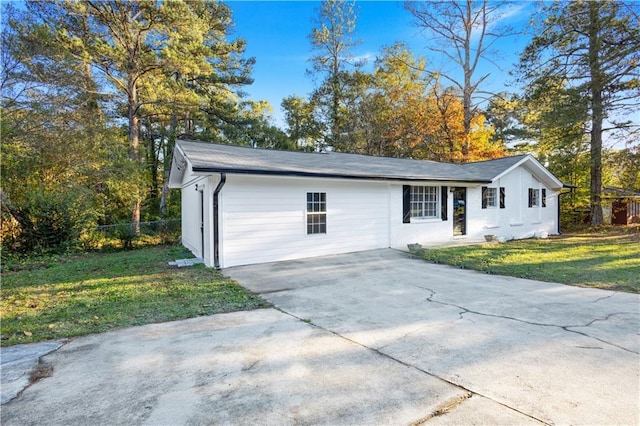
[460,155,528,180]
[175,140,527,183]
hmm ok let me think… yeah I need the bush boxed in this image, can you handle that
[2,188,96,254]
[109,222,138,250]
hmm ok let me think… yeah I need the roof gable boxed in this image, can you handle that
[170,140,563,189]
[498,155,564,189]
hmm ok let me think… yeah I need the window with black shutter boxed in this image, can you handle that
[402,185,411,223]
[403,185,441,221]
[441,186,448,221]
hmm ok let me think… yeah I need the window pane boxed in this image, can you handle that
[486,187,497,207]
[410,186,439,218]
[306,201,327,234]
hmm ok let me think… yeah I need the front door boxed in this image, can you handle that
[453,187,466,236]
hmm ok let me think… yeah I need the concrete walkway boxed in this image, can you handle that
[2,249,638,425]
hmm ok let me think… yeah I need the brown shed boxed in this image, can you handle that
[605,187,640,225]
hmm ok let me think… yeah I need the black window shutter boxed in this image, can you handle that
[528,188,533,208]
[481,186,488,209]
[402,185,411,223]
[441,186,448,221]
[500,187,505,209]
[542,188,547,207]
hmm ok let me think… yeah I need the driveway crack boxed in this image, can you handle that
[278,308,550,426]
[410,392,472,425]
[592,292,617,303]
[414,285,638,355]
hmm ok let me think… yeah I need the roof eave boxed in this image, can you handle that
[168,145,187,188]
[190,166,492,184]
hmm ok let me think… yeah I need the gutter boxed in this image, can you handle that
[213,173,226,268]
[191,167,492,185]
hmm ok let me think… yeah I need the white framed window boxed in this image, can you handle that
[528,188,540,207]
[410,186,439,219]
[483,187,498,208]
[482,186,506,209]
[306,192,326,234]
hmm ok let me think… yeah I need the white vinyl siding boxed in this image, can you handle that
[220,175,389,267]
[466,169,558,242]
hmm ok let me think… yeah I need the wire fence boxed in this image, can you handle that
[91,219,182,249]
[96,219,181,234]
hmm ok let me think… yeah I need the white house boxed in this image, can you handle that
[168,140,564,268]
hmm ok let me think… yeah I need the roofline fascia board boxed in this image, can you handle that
[167,144,188,188]
[524,155,564,189]
[190,167,492,184]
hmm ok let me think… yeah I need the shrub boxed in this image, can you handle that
[2,188,96,254]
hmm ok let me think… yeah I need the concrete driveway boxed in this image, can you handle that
[226,249,640,425]
[2,249,638,425]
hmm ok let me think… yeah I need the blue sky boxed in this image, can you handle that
[226,1,535,126]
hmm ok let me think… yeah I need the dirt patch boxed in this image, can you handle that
[29,363,53,384]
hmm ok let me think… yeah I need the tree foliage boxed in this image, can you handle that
[282,95,325,151]
[23,0,255,228]
[1,0,260,252]
[303,2,507,162]
[13,1,630,252]
[517,0,640,225]
[405,0,514,160]
[308,0,362,151]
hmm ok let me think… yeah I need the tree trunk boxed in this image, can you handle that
[461,0,473,162]
[128,78,141,233]
[159,115,178,218]
[588,2,604,226]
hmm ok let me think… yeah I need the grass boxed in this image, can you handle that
[417,227,640,293]
[1,245,270,347]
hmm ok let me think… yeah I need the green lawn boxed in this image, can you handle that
[1,246,269,347]
[417,229,640,293]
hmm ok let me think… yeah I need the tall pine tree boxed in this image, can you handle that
[26,0,254,229]
[518,0,640,225]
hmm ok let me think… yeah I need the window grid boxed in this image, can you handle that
[530,188,540,207]
[410,186,438,218]
[485,187,497,208]
[307,192,326,234]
